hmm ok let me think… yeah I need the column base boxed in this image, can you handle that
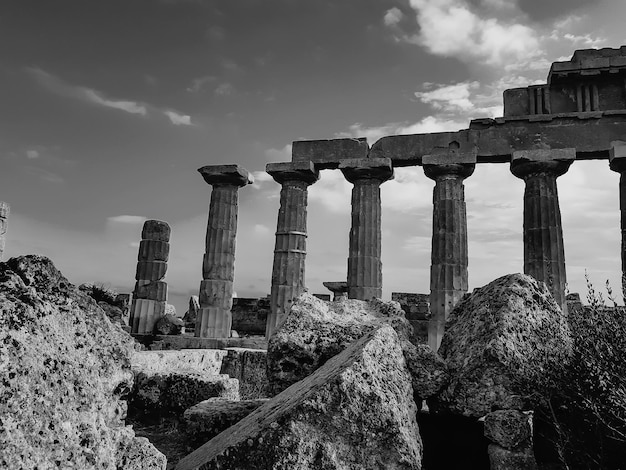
[130,299,166,334]
[195,307,232,338]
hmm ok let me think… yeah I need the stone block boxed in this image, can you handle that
[131,349,228,376]
[138,240,170,262]
[129,371,239,418]
[220,348,270,399]
[183,398,268,447]
[142,220,171,242]
[198,164,253,187]
[134,281,168,301]
[512,148,575,163]
[488,444,538,470]
[291,138,369,168]
[484,410,533,450]
[176,326,422,470]
[135,261,168,281]
[198,280,233,308]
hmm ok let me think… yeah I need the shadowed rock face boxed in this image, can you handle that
[431,273,573,418]
[0,255,165,469]
[267,293,448,401]
[176,326,422,470]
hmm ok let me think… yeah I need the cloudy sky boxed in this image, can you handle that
[1,0,625,314]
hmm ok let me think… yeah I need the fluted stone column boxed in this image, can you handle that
[424,158,475,351]
[129,220,170,334]
[0,202,9,261]
[340,158,393,300]
[197,165,253,338]
[610,141,626,294]
[265,161,318,338]
[511,149,574,312]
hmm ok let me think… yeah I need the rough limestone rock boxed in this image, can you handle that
[267,293,448,399]
[484,410,533,450]
[0,255,165,469]
[220,348,270,399]
[98,300,124,325]
[176,326,422,470]
[129,371,239,417]
[432,273,572,418]
[132,350,228,377]
[488,445,538,470]
[183,398,268,447]
[155,313,184,335]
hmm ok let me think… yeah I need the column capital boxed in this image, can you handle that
[609,141,626,173]
[339,157,393,184]
[510,149,575,179]
[266,160,319,185]
[198,164,253,187]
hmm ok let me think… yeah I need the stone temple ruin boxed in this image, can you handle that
[179,46,626,350]
[3,47,626,470]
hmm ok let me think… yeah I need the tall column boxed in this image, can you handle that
[511,149,574,312]
[265,161,318,338]
[0,202,9,261]
[609,141,626,295]
[340,158,393,300]
[129,220,170,334]
[424,159,475,351]
[197,165,253,338]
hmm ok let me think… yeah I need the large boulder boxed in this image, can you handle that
[431,273,572,417]
[267,293,448,399]
[0,255,165,469]
[176,325,422,470]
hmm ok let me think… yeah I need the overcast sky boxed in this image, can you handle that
[1,0,625,314]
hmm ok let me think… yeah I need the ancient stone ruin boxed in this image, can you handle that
[0,201,9,261]
[3,46,626,470]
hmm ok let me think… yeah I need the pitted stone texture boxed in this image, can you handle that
[431,273,572,418]
[0,255,165,469]
[220,348,270,399]
[129,371,239,417]
[132,349,228,377]
[183,398,269,447]
[488,445,538,470]
[142,220,171,242]
[267,293,448,400]
[484,410,533,450]
[176,326,422,470]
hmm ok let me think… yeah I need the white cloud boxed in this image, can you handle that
[26,150,40,159]
[415,82,478,112]
[393,0,540,68]
[563,33,606,48]
[384,7,404,27]
[253,224,271,236]
[163,110,192,126]
[215,82,235,96]
[106,215,147,224]
[81,89,147,115]
[187,75,216,93]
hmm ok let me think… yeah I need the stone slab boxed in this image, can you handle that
[131,349,228,376]
[131,334,268,351]
[198,165,253,187]
[291,137,369,168]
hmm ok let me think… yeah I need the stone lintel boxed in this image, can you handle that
[512,148,576,163]
[291,138,369,168]
[199,164,254,187]
[266,160,319,185]
[339,157,393,183]
[422,151,477,165]
[609,140,626,172]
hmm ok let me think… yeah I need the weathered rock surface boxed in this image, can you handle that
[488,445,538,470]
[267,293,448,399]
[176,326,422,470]
[183,398,268,446]
[132,349,228,376]
[129,371,239,417]
[220,348,269,399]
[432,273,572,417]
[0,255,165,469]
[155,313,184,335]
[484,410,533,450]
